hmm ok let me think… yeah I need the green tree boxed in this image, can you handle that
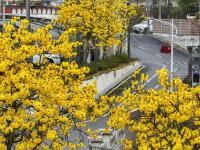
[178,0,199,15]
[0,18,109,150]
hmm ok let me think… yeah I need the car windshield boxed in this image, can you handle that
[140,21,147,24]
[140,20,153,25]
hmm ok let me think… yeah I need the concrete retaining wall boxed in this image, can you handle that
[82,61,141,97]
[152,33,200,53]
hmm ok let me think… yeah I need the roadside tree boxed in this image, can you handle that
[56,0,136,63]
[0,19,109,150]
[108,68,200,149]
[178,0,199,16]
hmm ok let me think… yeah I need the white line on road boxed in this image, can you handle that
[83,65,145,123]
[137,45,145,50]
[173,68,178,72]
[83,61,166,124]
[154,84,160,89]
[155,54,162,58]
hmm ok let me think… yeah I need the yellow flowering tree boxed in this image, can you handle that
[0,19,109,150]
[108,68,200,149]
[56,0,136,62]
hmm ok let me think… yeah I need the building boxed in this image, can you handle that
[1,0,50,6]
[131,0,178,7]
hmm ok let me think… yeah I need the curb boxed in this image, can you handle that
[148,34,188,54]
[105,65,144,96]
[94,60,142,98]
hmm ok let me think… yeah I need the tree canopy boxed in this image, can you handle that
[108,69,200,149]
[56,0,136,63]
[178,0,199,15]
[0,18,109,150]
[57,0,136,47]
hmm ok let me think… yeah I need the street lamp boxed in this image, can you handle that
[150,18,178,85]
[199,0,200,46]
[0,0,6,24]
[126,1,131,58]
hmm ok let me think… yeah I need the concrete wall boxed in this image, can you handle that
[82,61,141,97]
[153,33,200,49]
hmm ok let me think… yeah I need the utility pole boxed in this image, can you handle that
[170,18,174,86]
[2,2,5,24]
[26,0,30,30]
[126,1,131,58]
[158,0,161,19]
[199,0,200,47]
[128,24,130,58]
[146,0,149,17]
[187,46,193,87]
[0,0,1,20]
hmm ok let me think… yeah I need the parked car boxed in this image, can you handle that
[193,70,200,83]
[30,52,63,65]
[160,45,171,53]
[132,20,153,34]
[0,24,3,32]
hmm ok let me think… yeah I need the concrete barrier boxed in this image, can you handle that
[150,33,200,54]
[82,61,142,97]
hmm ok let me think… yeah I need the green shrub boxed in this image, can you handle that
[85,54,136,76]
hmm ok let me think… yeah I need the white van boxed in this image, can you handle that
[132,20,153,34]
[31,53,62,65]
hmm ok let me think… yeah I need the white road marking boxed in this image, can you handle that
[129,108,140,113]
[83,61,166,124]
[155,54,162,58]
[83,65,145,123]
[173,68,178,72]
[154,84,160,89]
[137,45,145,50]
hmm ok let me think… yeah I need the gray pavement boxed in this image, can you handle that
[131,33,188,90]
[71,33,189,149]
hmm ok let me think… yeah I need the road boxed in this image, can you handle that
[3,19,190,149]
[13,22,189,148]
[131,33,188,90]
[68,33,189,149]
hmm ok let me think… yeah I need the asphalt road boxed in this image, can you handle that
[5,20,190,149]
[20,24,189,148]
[69,33,189,149]
[131,33,188,90]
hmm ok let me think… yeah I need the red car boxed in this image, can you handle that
[160,45,171,53]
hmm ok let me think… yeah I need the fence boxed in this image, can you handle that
[152,19,200,48]
[153,19,200,36]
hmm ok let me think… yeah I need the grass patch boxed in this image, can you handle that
[85,54,137,77]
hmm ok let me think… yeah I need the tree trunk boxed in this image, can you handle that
[83,37,90,63]
[6,138,13,150]
[167,0,171,18]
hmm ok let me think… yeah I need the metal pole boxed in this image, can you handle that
[146,0,149,17]
[128,25,130,58]
[0,0,1,20]
[158,0,161,19]
[187,46,193,87]
[170,18,174,84]
[26,0,30,30]
[199,0,200,46]
[126,2,130,58]
[2,3,5,24]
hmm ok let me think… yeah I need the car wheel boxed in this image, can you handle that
[143,28,148,35]
[133,30,139,34]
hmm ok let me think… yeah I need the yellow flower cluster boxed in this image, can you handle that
[57,0,136,48]
[108,69,200,149]
[0,19,111,149]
